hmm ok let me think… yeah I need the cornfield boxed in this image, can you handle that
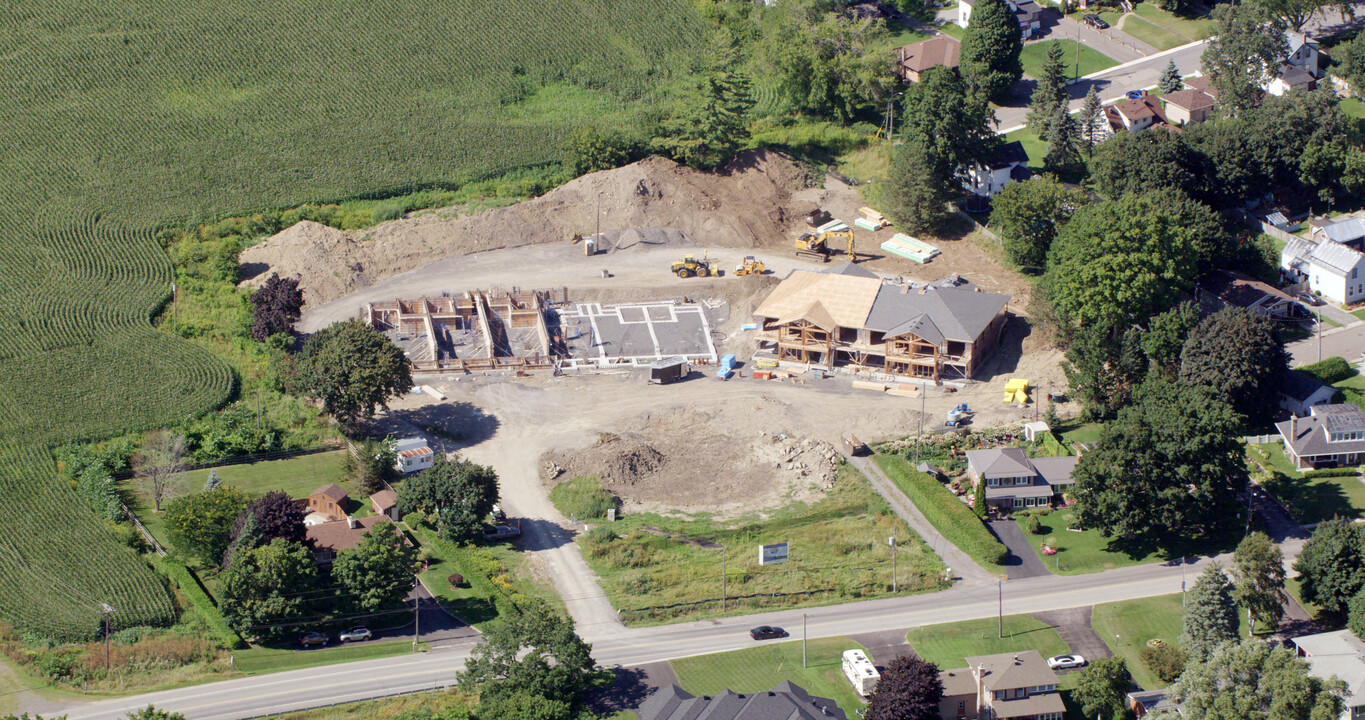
[0,0,707,639]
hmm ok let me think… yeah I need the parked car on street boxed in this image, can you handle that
[339,627,372,643]
[1125,89,1146,99]
[1084,13,1109,28]
[1299,292,1323,306]
[299,631,328,648]
[1047,654,1086,669]
[750,626,788,641]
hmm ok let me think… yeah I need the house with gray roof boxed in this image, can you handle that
[1280,369,1339,417]
[1276,404,1365,470]
[1293,629,1365,720]
[1281,237,1365,305]
[752,267,1009,382]
[1312,216,1365,252]
[939,651,1065,720]
[965,447,1079,511]
[636,681,847,720]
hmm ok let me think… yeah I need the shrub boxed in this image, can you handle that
[1304,467,1362,478]
[1140,643,1186,683]
[448,574,465,588]
[878,458,1008,566]
[1025,515,1042,534]
[548,476,616,521]
[370,201,405,223]
[1301,356,1355,384]
[584,525,617,545]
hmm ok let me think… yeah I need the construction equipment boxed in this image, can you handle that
[670,253,714,278]
[733,256,767,276]
[795,229,855,263]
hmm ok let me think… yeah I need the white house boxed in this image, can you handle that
[1293,630,1365,720]
[958,0,1042,38]
[959,141,1030,197]
[394,436,435,474]
[1279,369,1339,417]
[1282,238,1365,305]
[1312,216,1365,251]
[1265,31,1323,96]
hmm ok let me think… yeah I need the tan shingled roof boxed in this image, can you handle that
[311,483,348,502]
[370,489,398,511]
[965,651,1061,691]
[305,515,392,553]
[753,270,882,329]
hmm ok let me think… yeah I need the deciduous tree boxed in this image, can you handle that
[333,520,419,612]
[287,318,413,427]
[1142,302,1201,378]
[959,0,1023,102]
[898,67,1000,190]
[1170,641,1346,720]
[249,274,304,342]
[1178,307,1289,427]
[757,8,896,122]
[1201,4,1288,115]
[226,490,308,566]
[865,655,943,720]
[163,486,253,567]
[397,455,499,545]
[123,707,188,720]
[1251,0,1355,31]
[989,176,1090,270]
[218,539,318,641]
[562,126,633,176]
[1231,531,1287,636]
[1181,564,1240,663]
[1072,657,1133,720]
[1294,518,1365,616]
[1072,380,1247,550]
[1088,128,1204,200]
[135,431,187,513]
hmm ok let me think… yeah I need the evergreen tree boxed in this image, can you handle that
[203,468,220,492]
[1027,41,1069,134]
[960,0,1024,102]
[654,30,754,169]
[1181,564,1240,663]
[1231,531,1287,636]
[1158,59,1184,94]
[1079,85,1104,156]
[882,135,949,233]
[1042,104,1080,174]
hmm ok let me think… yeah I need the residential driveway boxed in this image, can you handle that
[1030,607,1111,672]
[848,628,916,669]
[989,519,1052,579]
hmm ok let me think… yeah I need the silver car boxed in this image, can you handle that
[1047,654,1086,669]
[339,626,372,642]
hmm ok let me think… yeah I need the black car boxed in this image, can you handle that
[1083,13,1109,28]
[750,626,788,641]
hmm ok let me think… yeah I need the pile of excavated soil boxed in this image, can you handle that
[240,150,815,306]
[540,406,838,516]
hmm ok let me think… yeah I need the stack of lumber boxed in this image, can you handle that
[880,233,941,264]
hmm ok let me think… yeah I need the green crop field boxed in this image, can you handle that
[0,0,709,640]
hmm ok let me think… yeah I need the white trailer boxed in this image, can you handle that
[843,649,880,697]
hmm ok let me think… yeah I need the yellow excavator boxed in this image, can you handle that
[795,230,855,263]
[670,253,714,278]
[733,256,767,276]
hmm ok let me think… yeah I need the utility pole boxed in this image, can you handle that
[803,613,808,668]
[998,580,1003,638]
[916,390,925,463]
[255,389,261,431]
[721,546,727,613]
[1317,306,1323,363]
[889,535,897,593]
[596,191,603,254]
[1075,21,1081,82]
[99,603,114,671]
[413,582,420,653]
[171,281,177,333]
[1181,556,1187,607]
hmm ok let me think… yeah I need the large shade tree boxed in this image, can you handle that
[1170,641,1346,720]
[1178,307,1290,427]
[287,318,413,427]
[1294,518,1365,616]
[397,455,500,545]
[865,655,943,720]
[1201,4,1288,115]
[990,175,1091,270]
[333,520,419,612]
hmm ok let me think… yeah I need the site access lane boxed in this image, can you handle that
[57,540,1302,720]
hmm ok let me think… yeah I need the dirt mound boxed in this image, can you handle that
[239,150,814,306]
[541,406,838,516]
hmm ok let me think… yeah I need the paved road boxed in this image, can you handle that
[996,40,1206,132]
[1287,322,1365,366]
[850,455,993,582]
[56,542,1303,720]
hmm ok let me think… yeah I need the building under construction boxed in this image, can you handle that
[364,288,563,374]
[752,264,1009,382]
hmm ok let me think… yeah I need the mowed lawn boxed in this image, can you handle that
[1020,40,1118,80]
[1092,593,1248,690]
[1002,127,1048,171]
[908,615,1069,670]
[1013,507,1165,575]
[1119,15,1188,51]
[1248,443,1365,523]
[671,637,871,714]
[1132,3,1215,40]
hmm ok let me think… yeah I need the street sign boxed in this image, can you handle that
[759,542,789,565]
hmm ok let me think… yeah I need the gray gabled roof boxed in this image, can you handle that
[1281,369,1330,404]
[822,262,879,279]
[967,447,1036,478]
[864,284,1008,343]
[1030,456,1079,486]
[1277,408,1365,458]
[636,682,847,720]
[1320,217,1365,244]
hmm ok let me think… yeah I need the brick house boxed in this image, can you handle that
[939,651,1065,720]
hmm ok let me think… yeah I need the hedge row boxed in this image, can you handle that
[151,556,242,650]
[1300,356,1356,384]
[1304,467,1363,478]
[876,456,1008,567]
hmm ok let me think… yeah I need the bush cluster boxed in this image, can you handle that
[1300,356,1355,384]
[879,460,1008,566]
[548,476,617,521]
[1140,643,1186,683]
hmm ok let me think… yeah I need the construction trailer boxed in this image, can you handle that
[750,265,1009,382]
[364,288,562,374]
[649,357,690,384]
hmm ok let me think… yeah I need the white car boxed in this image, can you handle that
[1047,654,1086,670]
[339,627,372,642]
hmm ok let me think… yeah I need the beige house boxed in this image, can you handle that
[752,265,1009,382]
[1161,88,1215,125]
[939,651,1065,720]
[896,37,960,83]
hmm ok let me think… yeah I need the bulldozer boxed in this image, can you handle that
[670,253,714,278]
[733,256,766,276]
[795,230,854,263]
